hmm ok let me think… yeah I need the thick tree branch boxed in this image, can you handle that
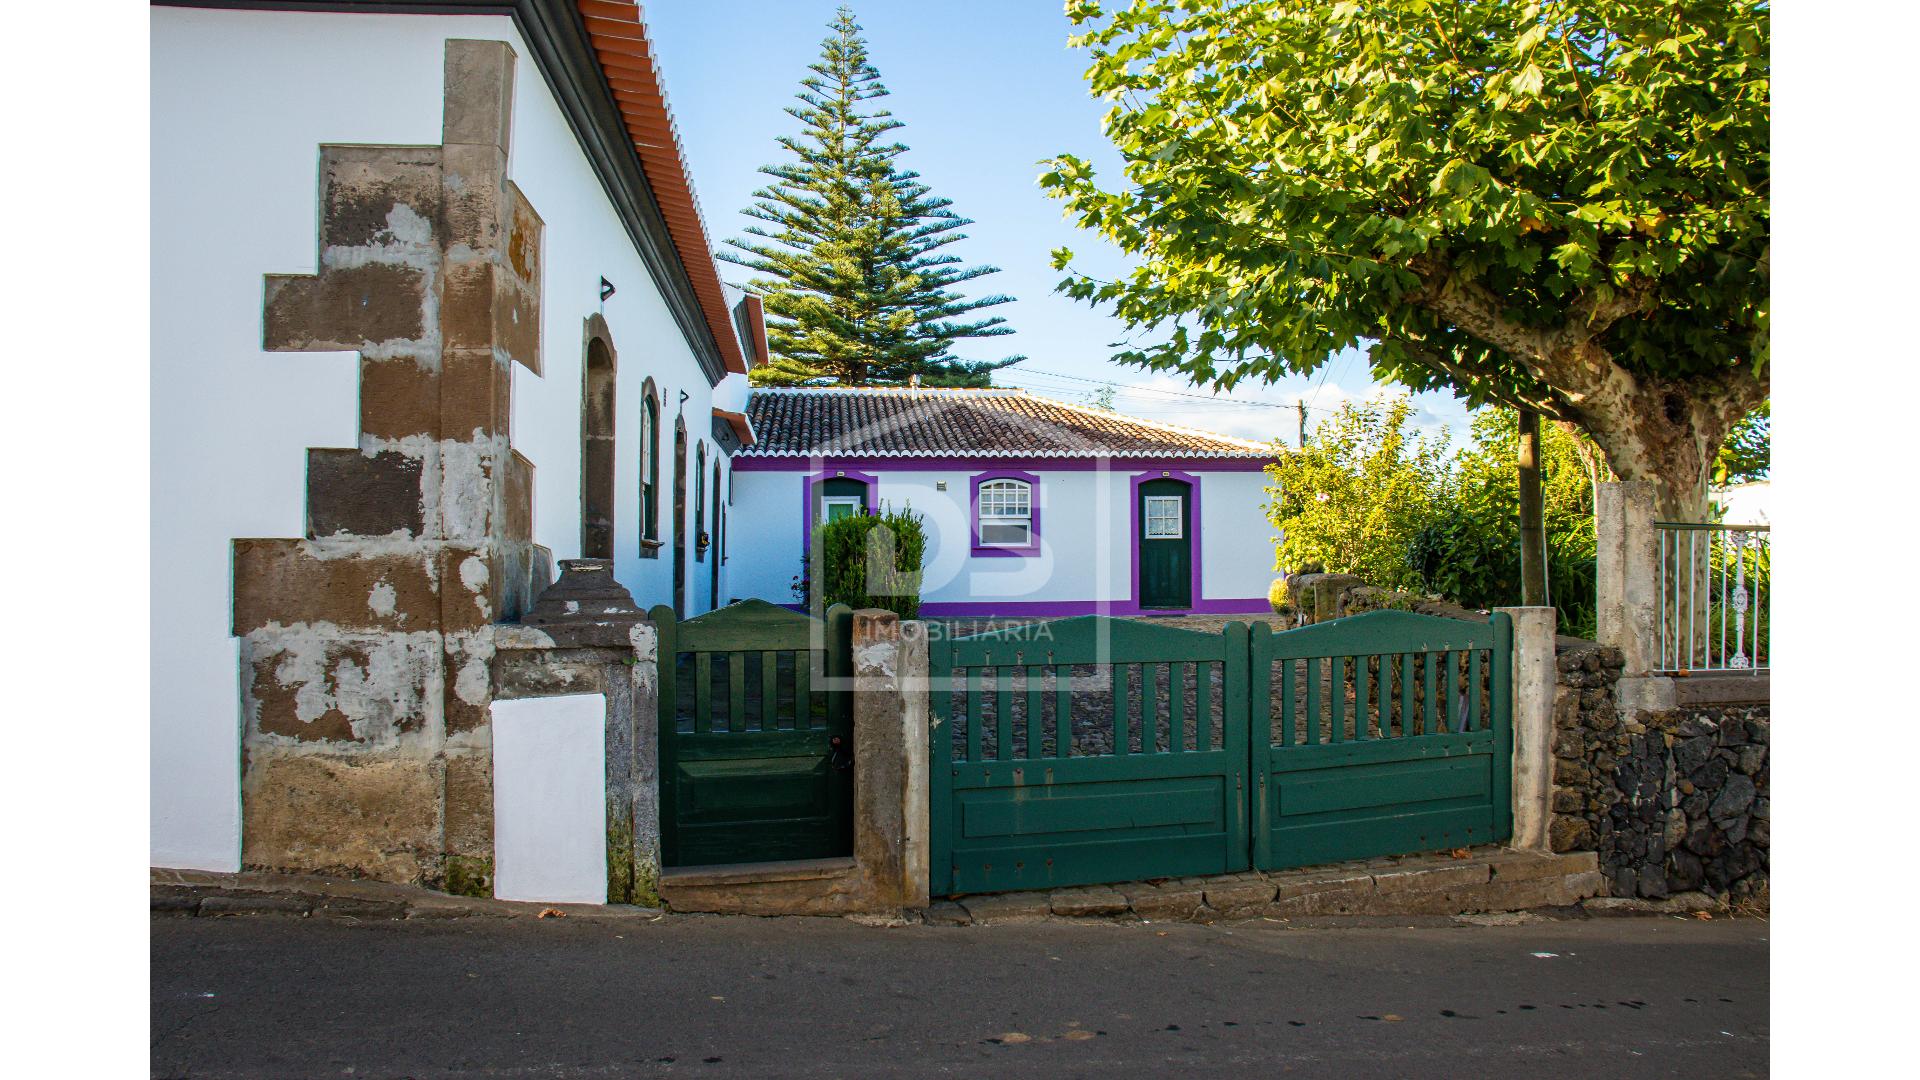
[1387,336,1577,423]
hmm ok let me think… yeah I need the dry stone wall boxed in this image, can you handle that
[1550,641,1769,902]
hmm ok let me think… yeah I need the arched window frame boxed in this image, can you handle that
[638,378,661,557]
[580,318,618,560]
[970,470,1041,557]
[694,441,708,561]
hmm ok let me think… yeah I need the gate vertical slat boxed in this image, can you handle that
[1330,657,1347,743]
[995,666,1014,762]
[1113,663,1131,756]
[794,649,812,730]
[1469,649,1484,732]
[727,652,747,733]
[1026,666,1044,760]
[929,641,952,898]
[761,651,779,730]
[1169,662,1187,753]
[693,653,714,734]
[1422,652,1439,735]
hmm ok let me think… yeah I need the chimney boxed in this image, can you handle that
[909,374,921,389]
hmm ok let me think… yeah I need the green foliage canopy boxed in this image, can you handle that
[1044,0,1769,517]
[1269,399,1601,634]
[723,8,1021,388]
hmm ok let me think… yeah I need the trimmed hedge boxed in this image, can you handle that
[813,505,927,620]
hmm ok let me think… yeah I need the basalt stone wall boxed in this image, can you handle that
[1550,642,1769,901]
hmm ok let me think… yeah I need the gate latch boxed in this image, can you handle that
[829,735,853,772]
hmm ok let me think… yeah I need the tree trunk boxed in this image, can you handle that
[1563,365,1763,527]
[1516,409,1547,607]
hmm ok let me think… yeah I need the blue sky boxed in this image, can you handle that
[645,0,1475,446]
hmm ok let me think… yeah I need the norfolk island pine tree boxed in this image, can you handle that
[721,7,1024,387]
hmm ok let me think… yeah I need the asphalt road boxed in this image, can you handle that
[152,912,1767,1078]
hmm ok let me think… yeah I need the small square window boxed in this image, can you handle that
[1144,495,1184,539]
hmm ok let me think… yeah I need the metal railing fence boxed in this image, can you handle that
[1656,523,1769,673]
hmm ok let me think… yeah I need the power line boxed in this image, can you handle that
[1007,366,1345,411]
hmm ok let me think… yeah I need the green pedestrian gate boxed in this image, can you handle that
[653,600,853,869]
[929,610,1512,896]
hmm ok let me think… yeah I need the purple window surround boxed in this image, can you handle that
[969,469,1042,558]
[1127,469,1205,615]
[733,455,1271,474]
[799,467,880,556]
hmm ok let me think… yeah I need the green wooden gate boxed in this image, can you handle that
[1249,611,1513,871]
[654,599,853,868]
[929,611,1513,896]
[930,617,1250,896]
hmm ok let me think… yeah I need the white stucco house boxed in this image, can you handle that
[151,0,767,875]
[146,0,1286,892]
[729,388,1281,617]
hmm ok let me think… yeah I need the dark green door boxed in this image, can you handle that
[1138,478,1192,609]
[654,600,854,867]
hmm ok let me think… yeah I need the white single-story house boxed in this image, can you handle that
[728,388,1282,617]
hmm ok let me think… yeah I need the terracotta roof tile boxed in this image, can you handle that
[738,388,1277,459]
[577,2,748,375]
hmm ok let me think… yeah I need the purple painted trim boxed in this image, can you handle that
[800,467,880,559]
[1129,469,1204,613]
[918,598,1270,618]
[733,455,1272,473]
[969,469,1042,558]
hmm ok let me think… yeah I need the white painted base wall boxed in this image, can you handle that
[491,694,607,905]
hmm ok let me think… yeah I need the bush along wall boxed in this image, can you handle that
[1549,642,1769,904]
[814,506,927,620]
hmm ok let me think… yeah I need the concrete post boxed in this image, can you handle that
[626,622,662,906]
[898,621,930,911]
[849,609,929,912]
[1497,606,1556,852]
[1596,481,1659,676]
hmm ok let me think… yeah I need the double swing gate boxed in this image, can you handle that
[929,610,1513,897]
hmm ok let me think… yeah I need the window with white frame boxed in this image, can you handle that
[976,478,1033,547]
[1144,495,1184,539]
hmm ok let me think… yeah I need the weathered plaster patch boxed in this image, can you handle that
[459,555,490,619]
[368,580,399,618]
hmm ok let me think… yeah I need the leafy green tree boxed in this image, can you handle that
[722,8,1021,387]
[1413,409,1601,634]
[1714,401,1769,484]
[1265,398,1452,592]
[1043,0,1769,521]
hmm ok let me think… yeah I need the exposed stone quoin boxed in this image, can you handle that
[234,39,551,890]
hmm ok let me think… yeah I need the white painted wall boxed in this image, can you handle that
[490,694,607,904]
[727,465,1278,609]
[1199,471,1282,599]
[152,8,732,870]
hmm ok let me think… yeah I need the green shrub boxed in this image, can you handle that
[814,505,927,619]
[1267,577,1291,614]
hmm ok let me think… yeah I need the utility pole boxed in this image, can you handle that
[1297,402,1308,449]
[1517,408,1548,607]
